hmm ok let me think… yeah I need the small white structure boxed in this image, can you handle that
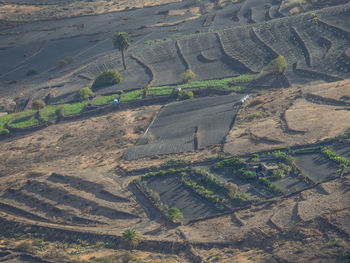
[173,87,182,94]
[236,95,249,105]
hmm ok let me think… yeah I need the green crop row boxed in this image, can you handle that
[194,168,248,202]
[214,157,246,170]
[321,147,350,167]
[183,178,226,208]
[141,167,192,180]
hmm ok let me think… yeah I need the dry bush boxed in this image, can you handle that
[249,97,264,107]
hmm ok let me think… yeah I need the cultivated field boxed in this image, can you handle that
[1,0,350,262]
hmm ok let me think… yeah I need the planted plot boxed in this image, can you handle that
[21,180,139,221]
[211,151,310,197]
[8,110,39,129]
[124,94,243,160]
[63,101,89,116]
[295,154,338,183]
[331,143,350,159]
[134,167,250,221]
[146,173,221,221]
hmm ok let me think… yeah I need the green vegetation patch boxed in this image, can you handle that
[93,94,120,106]
[9,110,39,128]
[63,101,89,116]
[121,74,256,102]
[39,105,57,121]
[92,69,122,90]
[120,89,143,102]
[214,157,246,170]
[148,88,173,96]
[321,147,350,167]
[0,113,16,129]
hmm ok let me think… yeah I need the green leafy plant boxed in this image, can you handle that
[121,229,140,250]
[178,90,194,100]
[266,56,287,74]
[92,70,122,90]
[79,87,94,101]
[32,99,46,110]
[250,153,260,163]
[180,69,196,83]
[237,168,257,180]
[167,207,184,221]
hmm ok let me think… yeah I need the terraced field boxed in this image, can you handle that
[0,172,142,226]
[124,94,242,160]
[1,0,350,262]
[1,1,349,106]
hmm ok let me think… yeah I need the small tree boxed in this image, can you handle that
[266,56,287,74]
[142,85,151,98]
[32,99,46,110]
[167,207,183,221]
[122,229,140,250]
[92,69,122,90]
[79,87,94,101]
[178,90,194,100]
[180,69,196,83]
[184,0,201,7]
[113,32,131,70]
[26,69,38,76]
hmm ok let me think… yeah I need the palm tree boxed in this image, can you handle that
[113,32,131,70]
[122,229,140,250]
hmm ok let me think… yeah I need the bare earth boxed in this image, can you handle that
[0,0,183,21]
[224,80,350,155]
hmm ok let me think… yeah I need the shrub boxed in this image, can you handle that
[184,0,201,7]
[249,97,264,107]
[56,105,65,119]
[238,168,257,180]
[250,153,260,163]
[214,157,246,170]
[142,85,151,97]
[270,184,282,194]
[247,112,262,120]
[122,229,140,250]
[160,159,191,168]
[0,129,9,136]
[258,177,271,187]
[92,69,122,90]
[58,56,75,68]
[180,69,196,83]
[266,56,287,74]
[273,150,295,165]
[167,207,183,221]
[26,69,37,76]
[32,99,46,110]
[15,242,34,253]
[79,87,94,101]
[148,189,160,202]
[178,90,194,100]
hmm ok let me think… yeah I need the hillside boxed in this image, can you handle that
[0,0,350,262]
